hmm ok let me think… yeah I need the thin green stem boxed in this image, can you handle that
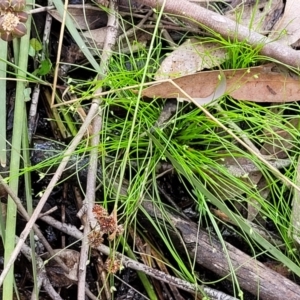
[0,40,7,167]
[3,15,32,300]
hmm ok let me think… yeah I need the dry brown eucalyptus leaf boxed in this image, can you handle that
[206,153,290,217]
[269,0,300,46]
[81,27,107,49]
[81,27,149,54]
[155,39,227,80]
[142,64,300,102]
[225,0,284,33]
[49,5,107,30]
[41,249,80,287]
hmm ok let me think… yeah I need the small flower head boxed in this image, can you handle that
[104,257,122,274]
[99,215,116,234]
[93,204,108,218]
[0,11,27,41]
[0,12,19,32]
[88,230,104,248]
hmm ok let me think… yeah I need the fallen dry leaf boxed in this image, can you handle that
[142,64,300,102]
[155,39,227,80]
[81,27,107,49]
[260,117,300,158]
[246,117,299,221]
[49,5,107,30]
[225,0,284,33]
[81,26,150,54]
[269,0,300,47]
[41,249,80,287]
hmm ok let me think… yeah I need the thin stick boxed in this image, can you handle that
[18,236,63,300]
[40,215,239,300]
[50,0,68,107]
[28,0,53,142]
[0,175,69,272]
[76,1,119,298]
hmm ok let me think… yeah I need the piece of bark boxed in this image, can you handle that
[141,200,300,300]
[135,0,300,68]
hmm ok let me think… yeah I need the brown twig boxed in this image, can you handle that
[135,0,300,67]
[153,13,176,48]
[17,236,63,300]
[119,8,153,41]
[40,215,239,300]
[0,175,69,273]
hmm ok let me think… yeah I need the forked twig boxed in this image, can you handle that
[40,215,239,300]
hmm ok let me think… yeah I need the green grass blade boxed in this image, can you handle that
[0,40,7,167]
[149,133,300,277]
[3,17,32,300]
[51,0,102,74]
[22,111,39,298]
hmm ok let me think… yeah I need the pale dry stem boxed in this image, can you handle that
[76,0,120,298]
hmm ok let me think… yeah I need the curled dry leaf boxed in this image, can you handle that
[81,26,149,54]
[155,39,227,80]
[225,0,284,33]
[49,4,108,30]
[41,249,80,287]
[81,26,107,49]
[142,63,300,103]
